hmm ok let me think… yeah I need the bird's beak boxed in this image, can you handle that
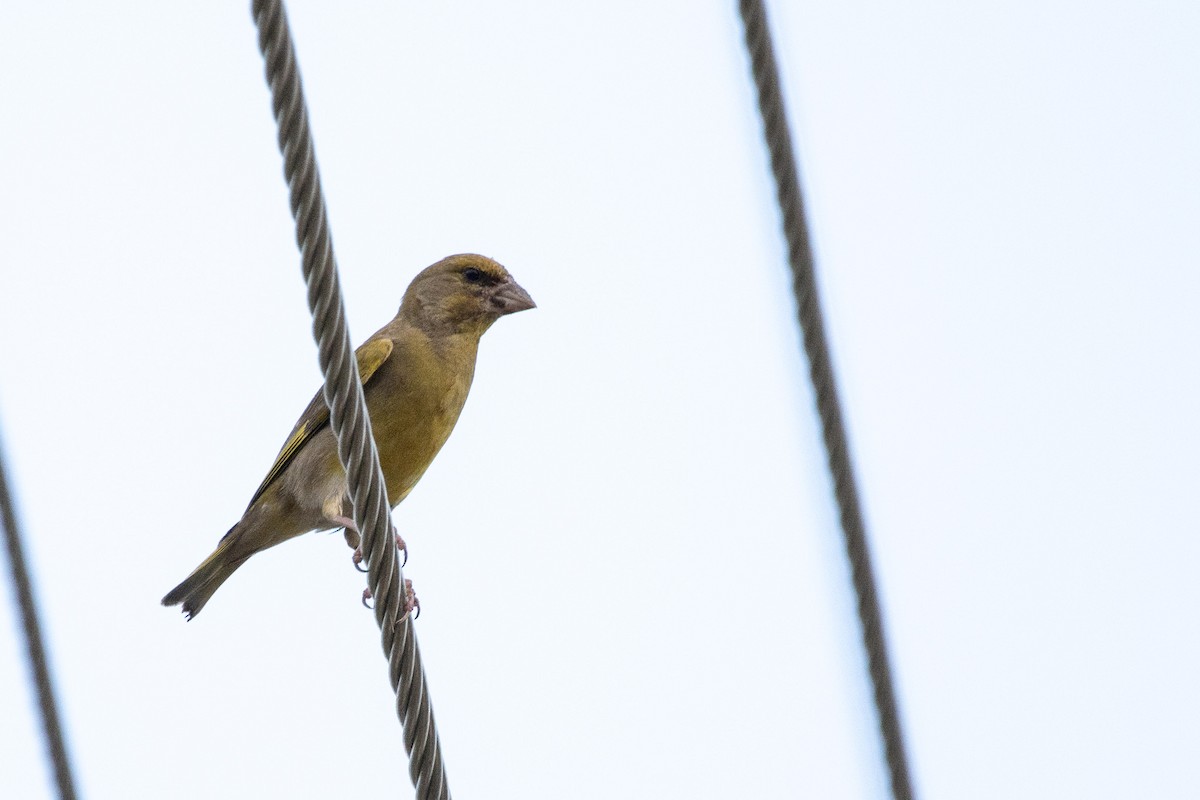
[491,279,537,315]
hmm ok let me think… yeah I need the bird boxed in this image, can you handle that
[162,253,535,619]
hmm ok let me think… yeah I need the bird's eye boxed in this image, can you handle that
[463,267,483,284]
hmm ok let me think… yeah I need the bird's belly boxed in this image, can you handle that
[266,427,353,535]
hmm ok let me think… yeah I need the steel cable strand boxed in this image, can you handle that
[0,435,78,800]
[736,2,916,798]
[250,2,450,797]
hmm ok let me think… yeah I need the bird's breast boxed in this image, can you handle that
[368,341,476,506]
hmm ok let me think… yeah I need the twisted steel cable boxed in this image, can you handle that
[736,2,916,798]
[250,2,449,797]
[0,431,78,800]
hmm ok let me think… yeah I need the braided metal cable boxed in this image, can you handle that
[250,2,449,797]
[736,2,916,798]
[0,428,79,800]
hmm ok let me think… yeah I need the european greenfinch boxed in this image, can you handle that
[162,253,535,619]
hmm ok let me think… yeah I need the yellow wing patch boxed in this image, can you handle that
[355,336,395,384]
[245,337,395,508]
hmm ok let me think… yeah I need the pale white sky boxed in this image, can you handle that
[2,2,1198,798]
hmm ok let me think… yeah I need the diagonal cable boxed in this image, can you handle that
[736,2,917,798]
[0,425,79,800]
[249,2,449,797]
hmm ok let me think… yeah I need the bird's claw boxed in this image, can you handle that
[351,531,407,571]
[360,578,419,618]
[406,579,420,619]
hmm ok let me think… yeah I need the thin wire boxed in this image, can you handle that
[736,2,916,798]
[0,426,79,800]
[249,2,449,797]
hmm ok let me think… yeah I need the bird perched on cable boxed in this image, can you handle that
[162,253,535,619]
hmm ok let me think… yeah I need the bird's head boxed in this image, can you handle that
[401,253,536,336]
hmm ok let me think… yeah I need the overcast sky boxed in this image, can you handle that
[3,2,1199,798]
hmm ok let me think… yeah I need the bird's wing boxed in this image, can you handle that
[245,336,396,508]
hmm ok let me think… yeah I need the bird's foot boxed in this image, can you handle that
[361,579,419,618]
[351,531,408,573]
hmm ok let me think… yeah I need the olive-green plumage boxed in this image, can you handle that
[162,254,534,619]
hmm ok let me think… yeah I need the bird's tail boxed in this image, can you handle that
[161,530,248,620]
